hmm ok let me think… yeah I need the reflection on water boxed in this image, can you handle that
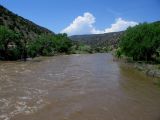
[0,54,160,120]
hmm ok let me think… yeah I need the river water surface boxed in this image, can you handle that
[0,53,160,120]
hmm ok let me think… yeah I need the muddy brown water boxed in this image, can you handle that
[0,53,160,120]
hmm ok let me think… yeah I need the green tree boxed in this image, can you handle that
[119,22,160,62]
[0,26,22,60]
[28,34,56,57]
[27,33,72,58]
[55,33,72,53]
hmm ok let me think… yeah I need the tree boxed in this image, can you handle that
[27,33,72,58]
[119,22,160,62]
[0,26,22,60]
[55,33,72,53]
[28,34,55,57]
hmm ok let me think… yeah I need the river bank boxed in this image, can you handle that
[114,55,160,86]
[134,63,160,86]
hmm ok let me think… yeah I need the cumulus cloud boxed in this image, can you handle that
[103,18,138,33]
[61,12,138,35]
[61,12,95,35]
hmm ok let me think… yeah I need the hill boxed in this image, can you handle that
[70,31,124,48]
[0,5,54,41]
[0,5,72,61]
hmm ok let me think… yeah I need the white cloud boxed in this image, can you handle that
[61,12,138,36]
[103,18,138,33]
[61,12,95,35]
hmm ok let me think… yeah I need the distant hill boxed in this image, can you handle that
[0,5,54,41]
[70,21,160,48]
[70,31,124,48]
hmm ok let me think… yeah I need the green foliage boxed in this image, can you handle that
[115,47,122,58]
[28,35,55,57]
[70,43,111,54]
[0,26,72,60]
[78,45,92,53]
[70,43,93,54]
[119,22,160,62]
[93,46,111,53]
[54,33,72,53]
[0,26,22,60]
[28,33,72,57]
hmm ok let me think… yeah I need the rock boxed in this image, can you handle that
[134,64,145,71]
[146,69,160,78]
[146,70,155,77]
[154,71,160,78]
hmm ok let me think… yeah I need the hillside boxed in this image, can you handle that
[0,5,72,60]
[0,5,54,41]
[70,31,124,48]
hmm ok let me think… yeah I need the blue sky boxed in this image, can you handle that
[0,0,160,35]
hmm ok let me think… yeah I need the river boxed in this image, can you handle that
[0,53,160,120]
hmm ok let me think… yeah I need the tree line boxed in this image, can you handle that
[116,22,160,63]
[0,25,72,61]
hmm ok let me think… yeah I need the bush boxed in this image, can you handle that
[70,42,94,54]
[115,48,122,58]
[78,45,92,53]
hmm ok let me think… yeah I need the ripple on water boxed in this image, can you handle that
[0,87,49,120]
[0,54,160,120]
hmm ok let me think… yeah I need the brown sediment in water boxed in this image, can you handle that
[0,53,160,120]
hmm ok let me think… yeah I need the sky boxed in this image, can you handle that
[0,0,160,35]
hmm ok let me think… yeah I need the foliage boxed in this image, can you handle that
[70,42,93,54]
[119,22,160,62]
[93,46,111,53]
[115,47,122,58]
[0,26,22,60]
[78,45,92,53]
[0,26,72,60]
[27,33,72,58]
[55,33,72,53]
